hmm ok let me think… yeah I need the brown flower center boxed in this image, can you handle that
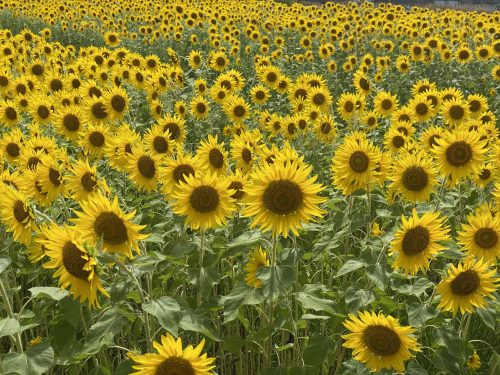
[189,186,219,213]
[37,106,50,119]
[450,270,480,296]
[49,168,61,186]
[89,131,105,147]
[111,95,126,113]
[13,200,30,223]
[474,228,497,249]
[449,105,465,120]
[208,149,224,169]
[81,172,97,191]
[62,241,90,280]
[63,114,80,132]
[153,136,168,153]
[402,225,430,255]
[392,136,405,148]
[229,181,244,200]
[94,212,128,245]
[263,180,303,215]
[5,107,17,120]
[402,166,428,192]
[233,105,246,118]
[349,151,369,173]
[173,164,194,184]
[381,99,393,110]
[91,102,108,119]
[163,123,180,140]
[363,325,401,356]
[138,155,156,179]
[6,143,20,157]
[155,357,195,375]
[446,141,472,167]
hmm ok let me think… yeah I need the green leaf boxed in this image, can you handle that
[142,232,164,243]
[179,310,220,341]
[366,264,389,290]
[77,307,128,357]
[29,287,68,301]
[143,296,180,336]
[26,342,54,375]
[0,318,20,338]
[222,335,245,354]
[0,255,11,274]
[89,367,112,375]
[259,368,287,375]
[296,290,335,314]
[406,362,429,375]
[435,348,462,374]
[338,359,370,375]
[303,334,329,366]
[395,278,434,297]
[345,287,375,313]
[228,231,262,249]
[288,367,319,375]
[336,259,367,278]
[476,306,496,331]
[407,303,439,327]
[114,360,134,375]
[260,265,296,299]
[0,353,28,375]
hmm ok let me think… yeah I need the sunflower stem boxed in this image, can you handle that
[0,275,23,353]
[197,230,206,307]
[264,234,278,368]
[366,188,372,242]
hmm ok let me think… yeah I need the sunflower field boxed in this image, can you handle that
[0,0,499,374]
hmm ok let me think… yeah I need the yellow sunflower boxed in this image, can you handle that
[441,98,470,127]
[159,153,199,197]
[127,148,160,192]
[331,133,382,195]
[244,247,270,288]
[66,158,109,202]
[373,91,399,118]
[242,160,325,237]
[128,333,215,375]
[196,135,228,176]
[0,186,37,245]
[71,194,148,259]
[436,257,498,315]
[143,127,175,157]
[389,209,450,275]
[171,171,236,230]
[458,210,500,263]
[389,150,438,203]
[190,95,210,120]
[432,130,486,185]
[42,223,108,309]
[342,311,420,373]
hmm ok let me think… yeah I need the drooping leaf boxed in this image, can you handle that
[143,296,180,336]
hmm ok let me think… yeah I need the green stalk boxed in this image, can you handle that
[196,230,206,307]
[264,234,278,368]
[0,276,23,353]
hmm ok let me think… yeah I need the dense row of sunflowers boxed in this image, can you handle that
[0,0,498,374]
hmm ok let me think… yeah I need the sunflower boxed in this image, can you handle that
[331,133,382,195]
[314,114,337,143]
[432,129,486,185]
[373,91,399,118]
[0,186,37,245]
[103,86,129,121]
[157,114,186,146]
[188,50,203,69]
[441,98,470,127]
[53,105,83,141]
[127,148,160,192]
[342,311,420,373]
[196,135,228,176]
[71,194,148,259]
[34,155,65,203]
[458,210,500,263]
[420,125,445,150]
[0,129,23,164]
[171,171,235,230]
[337,93,364,122]
[80,124,110,158]
[384,128,410,154]
[84,96,110,125]
[0,170,23,191]
[128,333,215,375]
[231,137,258,173]
[408,94,435,123]
[42,224,108,309]
[467,94,488,118]
[389,209,449,275]
[160,153,199,197]
[66,158,109,202]
[222,95,249,125]
[389,150,437,203]
[466,351,481,370]
[361,110,378,130]
[28,95,52,125]
[306,86,332,113]
[242,160,325,237]
[143,126,174,157]
[353,70,372,96]
[0,99,20,127]
[244,247,269,288]
[249,85,269,105]
[225,169,249,202]
[209,50,228,71]
[190,95,210,120]
[104,124,142,171]
[455,45,473,64]
[436,257,498,315]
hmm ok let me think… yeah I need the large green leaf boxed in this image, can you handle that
[29,287,68,301]
[303,334,330,366]
[395,278,434,297]
[0,255,11,274]
[407,302,439,327]
[26,342,54,375]
[296,290,335,314]
[0,318,20,338]
[335,259,366,278]
[345,287,375,313]
[143,296,180,336]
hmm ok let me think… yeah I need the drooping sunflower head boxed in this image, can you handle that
[436,257,498,315]
[342,311,420,373]
[244,247,270,288]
